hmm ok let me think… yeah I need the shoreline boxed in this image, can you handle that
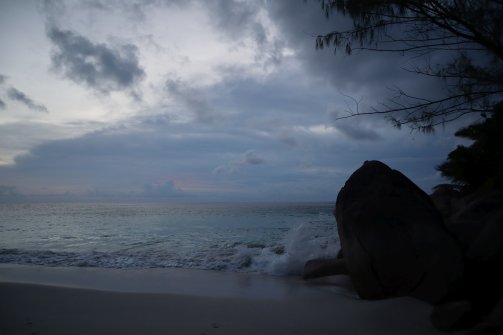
[0,263,355,299]
[0,264,456,335]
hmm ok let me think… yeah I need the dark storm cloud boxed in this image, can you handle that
[0,108,459,200]
[165,78,219,123]
[76,0,188,21]
[266,1,447,110]
[7,88,49,113]
[203,1,260,40]
[328,110,382,141]
[40,0,446,102]
[0,75,47,113]
[0,75,7,109]
[242,150,265,165]
[213,150,266,176]
[334,121,381,141]
[203,1,286,66]
[205,72,334,130]
[47,27,145,94]
[0,118,291,200]
[4,122,257,183]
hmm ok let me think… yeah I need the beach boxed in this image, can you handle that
[0,264,454,335]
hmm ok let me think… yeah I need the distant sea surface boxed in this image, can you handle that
[0,202,340,275]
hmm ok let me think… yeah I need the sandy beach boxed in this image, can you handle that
[0,264,456,335]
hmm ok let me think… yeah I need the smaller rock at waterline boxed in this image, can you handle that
[430,301,475,331]
[303,258,347,279]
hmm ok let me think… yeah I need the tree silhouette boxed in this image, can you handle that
[437,103,503,192]
[316,0,503,132]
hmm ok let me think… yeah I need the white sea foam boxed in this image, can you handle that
[259,222,339,275]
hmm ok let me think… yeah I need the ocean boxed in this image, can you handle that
[0,202,340,276]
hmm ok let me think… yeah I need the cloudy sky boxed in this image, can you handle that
[0,0,466,202]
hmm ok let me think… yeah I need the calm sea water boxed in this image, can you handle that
[0,202,340,275]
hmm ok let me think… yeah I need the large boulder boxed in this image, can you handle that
[430,300,475,331]
[463,196,503,317]
[430,190,503,331]
[335,160,464,303]
[467,295,503,335]
[444,191,503,252]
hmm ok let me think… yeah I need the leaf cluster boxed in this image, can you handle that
[317,0,503,132]
[437,102,503,193]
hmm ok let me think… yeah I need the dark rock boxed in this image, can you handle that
[468,297,503,335]
[464,203,503,316]
[246,243,266,249]
[431,191,503,331]
[336,248,343,259]
[467,206,503,264]
[430,301,475,331]
[271,245,285,255]
[468,324,503,335]
[495,157,503,190]
[430,184,462,219]
[445,191,503,252]
[303,258,347,279]
[484,296,503,331]
[234,254,252,269]
[335,160,464,303]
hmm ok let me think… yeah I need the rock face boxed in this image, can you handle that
[430,184,462,219]
[430,300,474,331]
[335,160,464,303]
[461,193,503,321]
[302,258,347,279]
[445,191,503,252]
[428,188,503,332]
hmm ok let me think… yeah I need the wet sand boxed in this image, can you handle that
[0,264,453,335]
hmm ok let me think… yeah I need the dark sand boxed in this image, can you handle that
[0,264,455,335]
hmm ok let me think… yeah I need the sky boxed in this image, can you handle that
[0,0,468,202]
